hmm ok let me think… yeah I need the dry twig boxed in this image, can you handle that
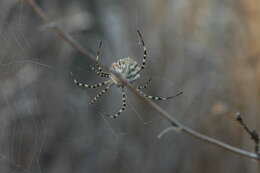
[235,112,260,155]
[23,0,260,161]
[23,0,96,61]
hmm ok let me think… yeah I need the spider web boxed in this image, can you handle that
[0,1,52,173]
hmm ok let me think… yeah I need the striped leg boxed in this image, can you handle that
[137,89,183,101]
[92,41,110,78]
[137,78,151,89]
[91,65,110,78]
[71,72,111,89]
[89,83,113,104]
[107,88,127,119]
[137,30,147,71]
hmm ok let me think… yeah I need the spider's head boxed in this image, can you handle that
[110,57,141,86]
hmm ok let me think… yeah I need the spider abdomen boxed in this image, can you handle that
[110,57,141,86]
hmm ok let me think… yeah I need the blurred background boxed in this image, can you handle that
[0,0,260,172]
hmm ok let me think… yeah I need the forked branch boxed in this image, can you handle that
[23,0,260,161]
[235,112,260,155]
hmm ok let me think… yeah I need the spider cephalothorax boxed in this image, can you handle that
[71,30,182,118]
[110,57,141,86]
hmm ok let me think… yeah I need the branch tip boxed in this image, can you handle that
[235,112,259,154]
[235,112,242,121]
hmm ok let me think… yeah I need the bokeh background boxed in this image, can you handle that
[0,0,260,172]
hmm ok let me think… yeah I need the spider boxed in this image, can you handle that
[71,30,182,119]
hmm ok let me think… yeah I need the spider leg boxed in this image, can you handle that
[89,83,113,104]
[137,30,147,71]
[107,87,127,119]
[137,89,183,101]
[71,72,112,88]
[90,65,110,78]
[92,41,110,78]
[137,78,152,89]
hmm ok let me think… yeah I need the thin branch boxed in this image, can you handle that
[235,112,260,155]
[23,0,96,62]
[157,126,182,138]
[23,0,260,161]
[116,73,260,160]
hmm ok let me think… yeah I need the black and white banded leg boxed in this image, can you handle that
[91,65,110,78]
[89,83,113,104]
[137,89,183,101]
[107,88,127,119]
[137,78,151,90]
[92,41,110,78]
[137,30,147,71]
[71,72,111,89]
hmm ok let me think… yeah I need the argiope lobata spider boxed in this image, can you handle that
[71,30,182,119]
